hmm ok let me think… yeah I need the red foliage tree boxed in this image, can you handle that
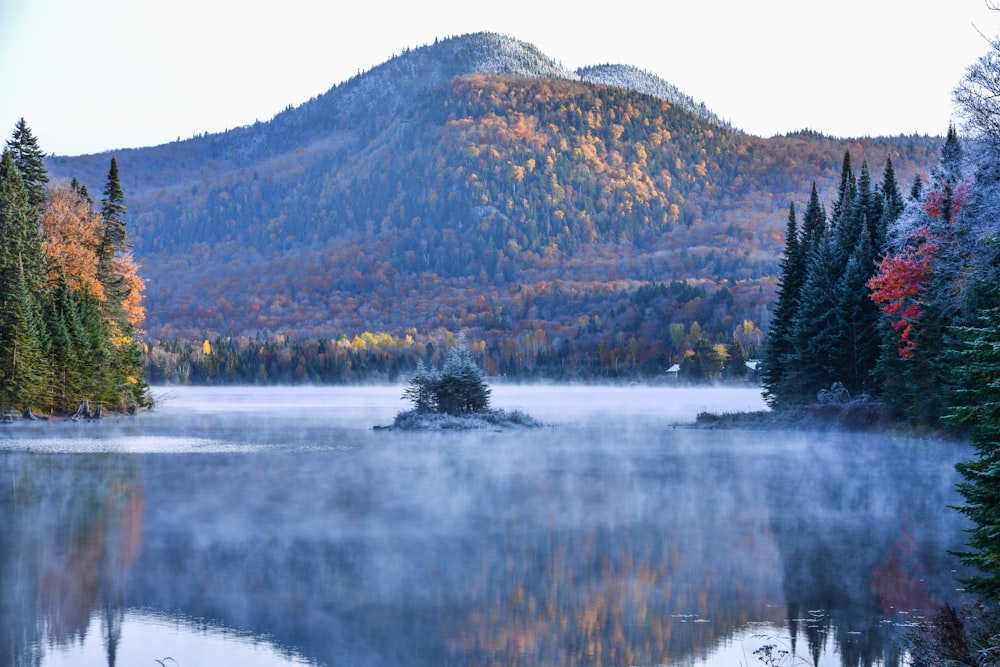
[867,227,938,358]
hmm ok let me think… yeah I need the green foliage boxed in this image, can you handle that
[0,123,148,415]
[5,118,48,209]
[764,154,904,406]
[45,61,939,345]
[402,360,439,413]
[947,278,1000,599]
[403,340,492,415]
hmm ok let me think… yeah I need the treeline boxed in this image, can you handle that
[145,279,767,385]
[0,120,147,416]
[762,126,996,427]
[764,120,1000,598]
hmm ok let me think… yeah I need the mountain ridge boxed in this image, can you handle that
[41,33,943,379]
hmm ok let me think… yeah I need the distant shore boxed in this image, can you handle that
[692,401,946,435]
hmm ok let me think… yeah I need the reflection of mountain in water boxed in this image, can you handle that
[0,426,973,667]
[126,438,789,666]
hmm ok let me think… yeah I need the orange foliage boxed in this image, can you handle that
[114,253,146,329]
[41,185,105,299]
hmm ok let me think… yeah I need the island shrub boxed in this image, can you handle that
[403,342,491,415]
[389,338,539,430]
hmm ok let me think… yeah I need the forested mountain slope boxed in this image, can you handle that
[44,33,941,378]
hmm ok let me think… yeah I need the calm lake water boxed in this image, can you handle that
[0,385,974,667]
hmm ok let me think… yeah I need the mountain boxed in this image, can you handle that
[43,33,942,379]
[576,64,729,128]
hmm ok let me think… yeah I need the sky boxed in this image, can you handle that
[2,0,999,156]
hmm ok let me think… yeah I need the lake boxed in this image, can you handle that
[0,384,974,667]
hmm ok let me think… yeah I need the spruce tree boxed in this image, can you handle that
[762,203,804,406]
[0,263,52,412]
[98,156,127,283]
[835,227,880,395]
[799,183,827,259]
[946,271,1000,599]
[786,232,841,400]
[5,118,48,210]
[878,157,905,252]
[0,150,46,299]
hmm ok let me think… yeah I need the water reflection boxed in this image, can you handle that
[1,453,141,666]
[0,387,975,667]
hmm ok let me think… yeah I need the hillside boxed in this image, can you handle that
[44,33,942,379]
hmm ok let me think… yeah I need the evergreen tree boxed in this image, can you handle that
[5,118,48,210]
[46,276,83,411]
[946,271,1000,599]
[402,360,439,412]
[434,340,491,414]
[877,157,905,253]
[786,233,841,400]
[0,150,46,299]
[830,153,861,274]
[98,156,128,294]
[762,203,804,406]
[834,228,880,395]
[0,263,52,412]
[799,183,827,259]
[725,330,748,380]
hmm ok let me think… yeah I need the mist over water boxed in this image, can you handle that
[0,385,974,667]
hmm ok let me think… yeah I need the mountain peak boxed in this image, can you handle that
[576,63,728,128]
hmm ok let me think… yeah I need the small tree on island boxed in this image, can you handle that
[403,339,491,415]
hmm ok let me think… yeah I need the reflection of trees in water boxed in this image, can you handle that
[0,453,142,667]
[764,438,971,667]
[126,444,789,666]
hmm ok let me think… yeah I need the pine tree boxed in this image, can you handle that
[5,118,48,210]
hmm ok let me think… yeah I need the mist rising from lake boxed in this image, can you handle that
[0,385,973,667]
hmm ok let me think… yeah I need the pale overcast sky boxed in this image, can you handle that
[2,0,998,156]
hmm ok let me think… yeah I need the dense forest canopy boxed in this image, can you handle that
[39,34,941,383]
[0,120,147,415]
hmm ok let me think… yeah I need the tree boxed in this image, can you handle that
[954,35,1000,151]
[0,263,52,411]
[762,202,804,405]
[402,360,439,412]
[434,340,491,414]
[947,273,1000,599]
[725,330,748,380]
[402,338,491,415]
[98,156,128,287]
[0,150,46,299]
[5,118,48,209]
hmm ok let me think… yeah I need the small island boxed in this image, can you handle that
[378,339,541,431]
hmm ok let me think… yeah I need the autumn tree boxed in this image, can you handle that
[0,122,149,414]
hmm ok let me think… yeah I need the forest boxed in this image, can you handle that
[39,35,940,384]
[0,120,147,416]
